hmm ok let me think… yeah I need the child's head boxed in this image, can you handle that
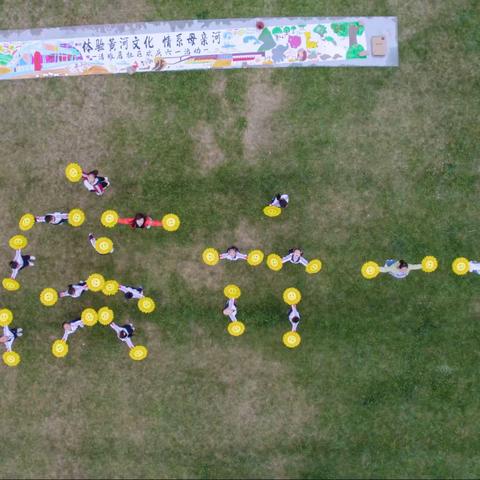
[293,248,302,258]
[9,261,18,269]
[134,213,146,227]
[291,316,300,323]
[45,215,54,223]
[125,291,133,299]
[67,286,76,296]
[119,330,128,339]
[227,246,238,256]
[62,322,72,331]
[223,307,232,316]
[0,335,7,344]
[87,170,98,184]
[398,260,408,269]
[279,198,288,208]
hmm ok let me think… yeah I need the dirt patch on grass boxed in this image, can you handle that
[190,121,225,172]
[243,71,287,161]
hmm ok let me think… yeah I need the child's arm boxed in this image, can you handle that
[281,254,292,264]
[237,252,247,260]
[299,256,309,266]
[35,215,46,223]
[118,218,134,225]
[409,264,423,271]
[124,338,134,349]
[109,322,122,335]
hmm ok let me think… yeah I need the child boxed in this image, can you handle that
[9,249,35,279]
[220,246,248,262]
[0,325,23,351]
[379,259,422,279]
[59,281,88,298]
[469,261,480,274]
[109,322,135,348]
[117,213,162,229]
[269,193,289,209]
[82,169,110,196]
[282,248,308,266]
[61,318,85,342]
[35,212,69,225]
[88,233,114,253]
[223,298,238,322]
[119,284,144,299]
[288,305,300,332]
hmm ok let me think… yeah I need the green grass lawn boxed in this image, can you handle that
[0,0,479,478]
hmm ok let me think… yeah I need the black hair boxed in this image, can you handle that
[398,260,408,269]
[125,292,133,299]
[67,286,75,295]
[119,331,128,339]
[9,261,18,269]
[88,169,99,176]
[45,215,54,223]
[227,246,239,252]
[279,198,288,208]
[275,193,282,200]
[291,316,300,323]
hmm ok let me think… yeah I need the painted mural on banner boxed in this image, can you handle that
[0,21,377,80]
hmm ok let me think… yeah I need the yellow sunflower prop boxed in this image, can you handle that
[361,261,380,280]
[263,205,282,217]
[94,237,114,255]
[3,351,21,366]
[224,284,241,299]
[267,253,283,271]
[162,214,181,232]
[102,280,119,296]
[0,308,13,327]
[452,257,469,276]
[227,321,245,337]
[39,288,58,307]
[52,340,69,358]
[247,249,264,266]
[81,308,98,327]
[9,235,28,250]
[101,210,119,228]
[202,248,219,266]
[283,331,301,348]
[129,345,148,361]
[98,307,114,326]
[306,259,322,274]
[68,208,86,227]
[283,287,302,305]
[65,162,83,182]
[138,297,156,314]
[86,273,105,292]
[421,256,438,273]
[19,213,35,231]
[2,278,20,291]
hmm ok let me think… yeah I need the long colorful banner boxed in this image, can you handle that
[0,16,398,80]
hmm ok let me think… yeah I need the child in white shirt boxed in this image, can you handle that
[0,326,23,351]
[110,322,135,349]
[59,281,88,298]
[269,193,289,209]
[62,318,85,342]
[9,249,35,279]
[220,246,247,262]
[35,212,69,225]
[288,305,301,332]
[223,299,238,322]
[119,285,144,299]
[282,248,308,266]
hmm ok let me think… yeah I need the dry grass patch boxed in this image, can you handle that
[190,121,225,173]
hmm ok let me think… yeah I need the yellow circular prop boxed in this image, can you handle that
[2,278,20,291]
[227,321,245,337]
[267,253,283,271]
[247,249,264,266]
[283,287,302,305]
[224,284,241,299]
[68,208,86,227]
[39,288,58,307]
[263,205,282,217]
[95,237,114,255]
[101,210,119,228]
[162,214,181,232]
[202,248,219,266]
[306,259,322,274]
[0,308,13,327]
[283,331,301,348]
[361,261,380,279]
[52,340,69,358]
[138,297,156,314]
[65,162,83,182]
[9,235,28,250]
[452,257,469,276]
[86,273,105,292]
[98,307,114,325]
[102,280,119,296]
[3,351,20,366]
[81,308,98,327]
[421,256,438,273]
[129,345,148,361]
[19,213,35,231]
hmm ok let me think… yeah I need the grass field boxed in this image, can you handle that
[0,0,480,478]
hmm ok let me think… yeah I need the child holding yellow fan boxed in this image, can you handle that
[0,325,23,351]
[282,248,308,266]
[288,305,301,332]
[9,249,35,279]
[82,169,110,196]
[59,281,88,299]
[220,246,248,262]
[223,298,238,322]
[35,212,69,225]
[379,259,422,279]
[110,322,135,349]
[61,318,85,342]
[269,193,289,209]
